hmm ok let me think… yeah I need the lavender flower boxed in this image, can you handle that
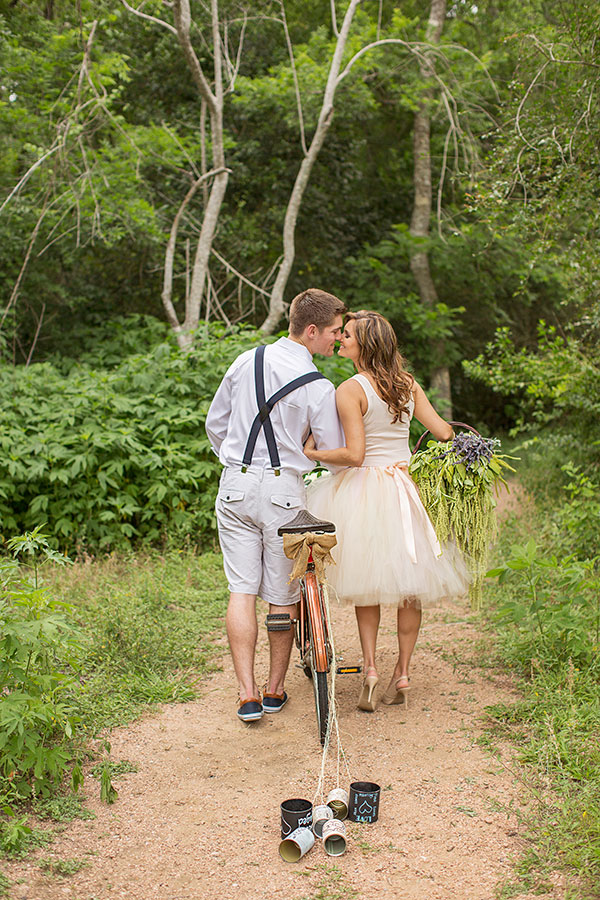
[451,433,500,469]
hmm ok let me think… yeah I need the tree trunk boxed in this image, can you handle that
[260,0,361,334]
[169,0,230,350]
[409,0,452,419]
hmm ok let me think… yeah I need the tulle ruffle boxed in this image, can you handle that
[306,463,469,608]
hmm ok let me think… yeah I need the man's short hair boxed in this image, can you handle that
[289,289,347,336]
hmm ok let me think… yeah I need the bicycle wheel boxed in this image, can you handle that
[312,669,329,746]
[304,572,331,745]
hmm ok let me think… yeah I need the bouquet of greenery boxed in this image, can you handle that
[409,430,516,608]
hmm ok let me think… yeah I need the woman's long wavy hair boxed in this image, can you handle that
[346,310,414,423]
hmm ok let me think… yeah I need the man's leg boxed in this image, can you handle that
[226,592,259,701]
[265,602,297,695]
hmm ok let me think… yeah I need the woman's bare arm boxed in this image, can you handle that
[304,379,366,467]
[412,380,454,441]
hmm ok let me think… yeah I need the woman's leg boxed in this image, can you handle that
[355,605,381,675]
[392,601,422,683]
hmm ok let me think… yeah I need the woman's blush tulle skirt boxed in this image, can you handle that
[306,463,469,609]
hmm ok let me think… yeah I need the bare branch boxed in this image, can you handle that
[25,303,46,367]
[280,0,307,156]
[210,248,271,297]
[162,166,230,333]
[330,0,339,37]
[161,120,201,179]
[207,268,232,326]
[224,11,247,93]
[77,19,98,101]
[120,0,177,35]
[78,135,102,239]
[515,59,550,151]
[1,192,50,329]
[437,124,453,241]
[0,144,61,216]
[172,0,217,110]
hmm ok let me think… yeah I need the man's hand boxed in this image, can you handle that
[304,433,317,460]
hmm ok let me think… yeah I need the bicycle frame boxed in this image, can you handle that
[296,550,331,673]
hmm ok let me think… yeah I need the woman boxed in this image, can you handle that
[305,311,468,711]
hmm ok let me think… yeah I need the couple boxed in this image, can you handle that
[205,288,468,723]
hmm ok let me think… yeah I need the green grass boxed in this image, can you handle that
[481,444,600,900]
[1,548,228,854]
[33,794,96,823]
[90,759,139,779]
[298,864,358,900]
[51,548,229,733]
[38,856,89,876]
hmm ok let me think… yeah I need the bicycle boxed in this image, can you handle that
[271,509,339,746]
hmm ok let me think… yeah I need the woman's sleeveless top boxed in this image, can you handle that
[353,373,414,466]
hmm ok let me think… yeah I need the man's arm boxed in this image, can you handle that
[306,381,345,466]
[205,371,233,456]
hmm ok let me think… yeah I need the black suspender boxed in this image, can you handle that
[242,345,325,472]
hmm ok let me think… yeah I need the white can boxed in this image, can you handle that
[312,804,334,838]
[279,827,315,862]
[322,817,347,856]
[326,787,349,820]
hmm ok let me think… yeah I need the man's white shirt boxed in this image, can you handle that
[205,337,344,475]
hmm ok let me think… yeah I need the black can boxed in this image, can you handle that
[280,798,313,839]
[348,781,380,823]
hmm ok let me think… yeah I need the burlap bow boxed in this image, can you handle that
[283,532,338,583]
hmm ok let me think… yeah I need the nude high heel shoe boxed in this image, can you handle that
[357,674,379,712]
[381,675,410,708]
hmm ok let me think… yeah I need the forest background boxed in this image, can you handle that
[1,1,600,897]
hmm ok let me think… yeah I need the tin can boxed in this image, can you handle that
[280,798,313,839]
[326,787,349,820]
[312,803,334,838]
[322,817,347,857]
[279,827,315,862]
[348,781,381,823]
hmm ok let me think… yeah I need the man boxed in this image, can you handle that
[206,288,346,723]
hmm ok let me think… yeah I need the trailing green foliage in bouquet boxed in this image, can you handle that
[409,432,516,608]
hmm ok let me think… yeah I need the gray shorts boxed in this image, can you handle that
[215,467,305,606]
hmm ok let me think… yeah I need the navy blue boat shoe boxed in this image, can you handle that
[237,697,264,722]
[262,690,289,713]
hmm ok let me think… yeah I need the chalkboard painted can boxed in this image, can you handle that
[326,787,349,820]
[348,781,381,823]
[322,817,347,857]
[312,804,334,838]
[280,798,313,839]
[279,827,315,862]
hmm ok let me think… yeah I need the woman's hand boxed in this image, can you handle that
[304,433,317,460]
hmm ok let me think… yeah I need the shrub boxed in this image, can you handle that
[0,323,263,551]
[0,528,80,807]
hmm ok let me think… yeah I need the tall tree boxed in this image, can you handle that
[260,0,362,333]
[122,0,245,350]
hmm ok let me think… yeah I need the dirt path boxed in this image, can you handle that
[5,592,565,900]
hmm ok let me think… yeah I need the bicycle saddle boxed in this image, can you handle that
[277,509,336,536]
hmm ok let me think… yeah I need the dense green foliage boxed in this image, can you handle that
[0,322,259,549]
[1,0,597,424]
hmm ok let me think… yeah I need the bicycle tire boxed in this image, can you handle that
[304,572,331,745]
[312,669,329,746]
